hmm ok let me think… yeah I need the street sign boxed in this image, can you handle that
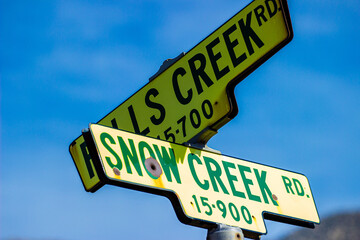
[83,124,319,238]
[70,0,293,192]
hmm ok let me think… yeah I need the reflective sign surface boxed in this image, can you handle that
[85,124,319,237]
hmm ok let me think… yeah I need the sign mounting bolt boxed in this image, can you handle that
[272,194,278,201]
[113,167,121,176]
[145,157,162,179]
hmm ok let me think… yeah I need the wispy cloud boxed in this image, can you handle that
[294,14,338,36]
[53,1,129,40]
[36,46,152,102]
[154,0,252,51]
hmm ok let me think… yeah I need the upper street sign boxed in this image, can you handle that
[83,124,319,238]
[70,0,293,192]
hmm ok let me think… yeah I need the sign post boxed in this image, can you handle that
[70,0,293,193]
[82,124,320,239]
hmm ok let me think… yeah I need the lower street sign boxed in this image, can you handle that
[70,0,293,192]
[83,124,320,238]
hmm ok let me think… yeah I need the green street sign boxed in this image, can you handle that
[83,124,319,238]
[70,0,293,192]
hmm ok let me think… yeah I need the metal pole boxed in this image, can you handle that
[206,224,244,240]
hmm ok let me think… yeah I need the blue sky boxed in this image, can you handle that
[1,0,359,239]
